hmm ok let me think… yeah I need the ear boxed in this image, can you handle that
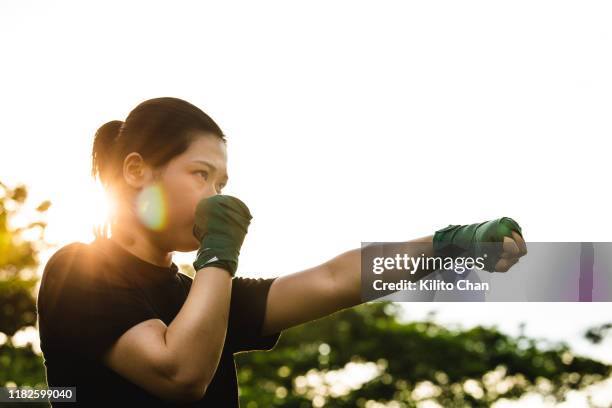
[122,152,155,189]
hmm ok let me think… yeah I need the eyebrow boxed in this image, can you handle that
[192,160,229,182]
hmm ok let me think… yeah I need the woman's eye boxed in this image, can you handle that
[196,170,209,180]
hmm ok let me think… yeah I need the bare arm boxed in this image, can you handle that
[102,266,231,402]
[262,232,525,336]
[261,235,436,336]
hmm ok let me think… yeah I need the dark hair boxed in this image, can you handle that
[91,97,226,238]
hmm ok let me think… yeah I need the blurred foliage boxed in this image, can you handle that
[585,323,612,345]
[0,181,50,393]
[1,180,611,407]
[236,303,611,407]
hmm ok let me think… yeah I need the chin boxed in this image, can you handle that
[169,234,200,253]
[189,241,200,252]
[187,236,201,252]
[175,241,200,253]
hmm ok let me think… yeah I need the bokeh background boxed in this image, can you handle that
[1,1,611,406]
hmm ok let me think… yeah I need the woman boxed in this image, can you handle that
[36,97,527,407]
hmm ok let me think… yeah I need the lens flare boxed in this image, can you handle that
[136,183,168,231]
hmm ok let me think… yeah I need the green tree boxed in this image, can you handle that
[0,181,50,389]
[236,303,611,407]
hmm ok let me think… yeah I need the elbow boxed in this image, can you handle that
[169,367,212,402]
[174,378,209,402]
[160,359,211,402]
[172,374,209,402]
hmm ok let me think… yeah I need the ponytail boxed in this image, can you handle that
[91,120,123,187]
[91,120,122,241]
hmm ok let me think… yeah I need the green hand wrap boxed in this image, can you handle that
[433,217,523,272]
[192,195,253,276]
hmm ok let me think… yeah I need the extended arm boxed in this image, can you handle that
[261,235,436,336]
[262,228,525,336]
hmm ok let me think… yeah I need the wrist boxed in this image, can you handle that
[433,224,469,259]
[193,257,237,276]
[193,264,234,279]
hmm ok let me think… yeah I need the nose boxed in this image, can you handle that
[203,184,220,198]
[200,190,220,204]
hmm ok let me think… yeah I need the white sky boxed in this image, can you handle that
[1,1,611,405]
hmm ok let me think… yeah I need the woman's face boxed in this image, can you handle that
[148,133,229,252]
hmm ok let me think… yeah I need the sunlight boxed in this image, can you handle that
[294,361,383,400]
[90,182,113,236]
[44,180,113,246]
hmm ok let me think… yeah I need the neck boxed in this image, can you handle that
[109,219,173,268]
